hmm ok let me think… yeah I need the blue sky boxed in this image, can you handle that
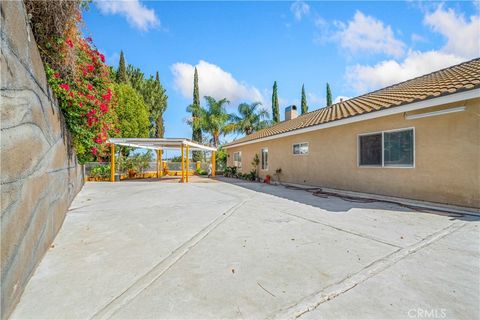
[84,1,479,142]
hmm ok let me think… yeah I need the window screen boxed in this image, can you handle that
[261,148,268,170]
[233,152,242,168]
[359,133,382,166]
[293,143,309,155]
[384,129,414,166]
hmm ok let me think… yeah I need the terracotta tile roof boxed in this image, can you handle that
[224,58,480,147]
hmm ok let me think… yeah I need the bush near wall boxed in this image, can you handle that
[25,0,117,163]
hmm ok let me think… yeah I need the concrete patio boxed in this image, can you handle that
[11,178,480,319]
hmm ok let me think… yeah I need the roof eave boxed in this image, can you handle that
[223,87,479,149]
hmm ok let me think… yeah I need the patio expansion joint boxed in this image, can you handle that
[270,221,466,320]
[90,198,249,320]
[277,210,403,249]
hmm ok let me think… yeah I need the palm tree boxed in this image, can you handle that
[188,96,232,148]
[230,102,270,136]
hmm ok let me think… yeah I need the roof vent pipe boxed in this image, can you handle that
[285,105,298,121]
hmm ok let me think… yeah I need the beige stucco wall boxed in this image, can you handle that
[226,98,480,208]
[1,1,84,318]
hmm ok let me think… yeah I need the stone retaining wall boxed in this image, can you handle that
[1,1,84,318]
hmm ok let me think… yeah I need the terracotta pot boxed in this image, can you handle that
[128,170,137,178]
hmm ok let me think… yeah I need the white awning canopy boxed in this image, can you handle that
[107,138,217,152]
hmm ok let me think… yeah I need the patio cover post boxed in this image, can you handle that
[181,143,185,183]
[110,143,115,182]
[186,145,189,183]
[156,149,162,178]
[211,151,216,177]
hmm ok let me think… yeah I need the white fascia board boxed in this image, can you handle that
[113,142,161,151]
[183,140,217,151]
[224,88,479,149]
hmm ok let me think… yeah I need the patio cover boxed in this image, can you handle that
[106,138,217,183]
[107,138,217,152]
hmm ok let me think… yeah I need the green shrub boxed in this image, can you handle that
[223,166,238,177]
[90,164,111,179]
[196,168,207,175]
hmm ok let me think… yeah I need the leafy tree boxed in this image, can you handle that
[326,82,333,106]
[188,96,232,148]
[117,51,127,83]
[272,81,280,123]
[230,102,270,135]
[112,83,150,138]
[126,66,168,138]
[191,67,203,161]
[126,65,144,90]
[301,84,308,114]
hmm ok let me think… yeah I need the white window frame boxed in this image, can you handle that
[292,142,309,156]
[357,127,415,169]
[233,151,242,170]
[261,148,269,171]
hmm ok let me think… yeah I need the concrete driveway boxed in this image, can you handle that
[11,178,479,319]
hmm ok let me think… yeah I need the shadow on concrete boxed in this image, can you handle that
[217,177,480,222]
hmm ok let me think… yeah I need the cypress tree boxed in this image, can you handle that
[155,71,165,138]
[301,84,308,114]
[117,51,127,83]
[326,82,333,106]
[192,67,203,162]
[272,81,280,123]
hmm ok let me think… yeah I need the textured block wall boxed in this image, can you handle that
[1,1,84,318]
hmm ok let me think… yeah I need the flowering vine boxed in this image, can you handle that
[46,35,117,163]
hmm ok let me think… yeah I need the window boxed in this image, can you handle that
[384,130,414,166]
[359,134,382,166]
[261,148,268,170]
[358,128,414,168]
[293,142,309,155]
[233,152,242,169]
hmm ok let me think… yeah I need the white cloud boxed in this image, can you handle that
[95,0,159,31]
[345,6,478,94]
[291,1,310,21]
[308,92,323,104]
[106,51,120,66]
[347,50,464,93]
[424,5,479,58]
[333,11,405,57]
[410,33,426,43]
[170,60,264,106]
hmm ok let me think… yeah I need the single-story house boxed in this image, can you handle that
[224,58,480,208]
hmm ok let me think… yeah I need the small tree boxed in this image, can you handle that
[301,84,308,114]
[117,51,127,83]
[192,67,203,162]
[252,154,260,179]
[272,81,280,123]
[326,83,333,106]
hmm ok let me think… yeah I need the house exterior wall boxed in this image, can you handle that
[226,98,480,208]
